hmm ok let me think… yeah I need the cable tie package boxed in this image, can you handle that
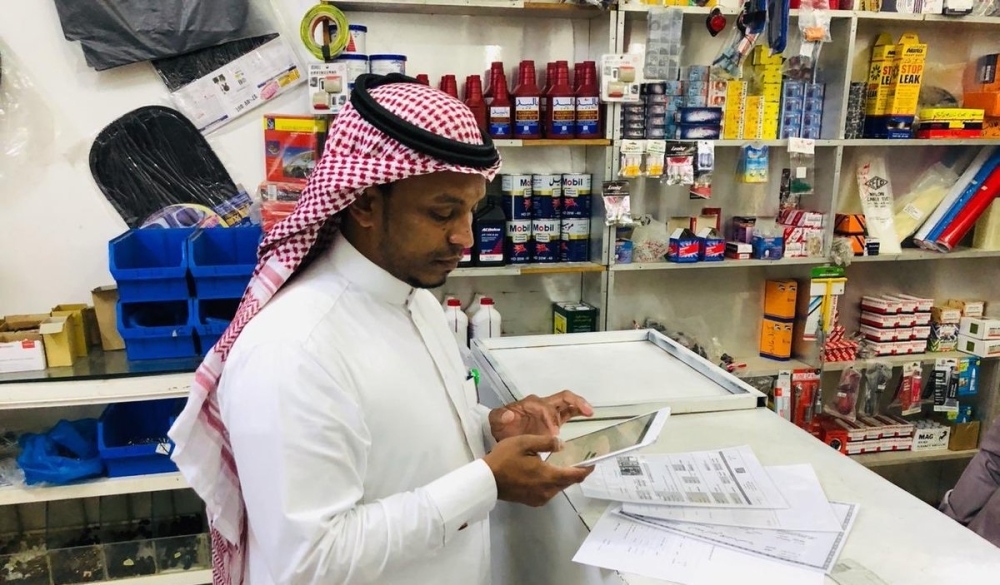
[620,139,645,178]
[645,140,667,178]
[664,143,696,185]
[690,140,715,199]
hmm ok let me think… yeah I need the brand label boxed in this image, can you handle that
[476,225,504,263]
[506,219,532,263]
[532,219,559,263]
[560,219,589,262]
[515,97,540,136]
[575,96,600,136]
[501,175,532,194]
[550,97,576,136]
[489,106,511,137]
[560,219,590,240]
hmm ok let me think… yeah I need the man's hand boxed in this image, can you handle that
[483,434,594,507]
[489,390,594,441]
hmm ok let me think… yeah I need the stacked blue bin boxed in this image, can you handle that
[108,226,261,360]
[97,398,185,477]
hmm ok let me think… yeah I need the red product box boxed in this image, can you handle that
[264,115,328,184]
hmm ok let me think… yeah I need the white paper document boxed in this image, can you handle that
[623,464,842,532]
[573,505,825,585]
[622,502,859,574]
[582,445,788,509]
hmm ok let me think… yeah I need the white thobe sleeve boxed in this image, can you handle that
[218,342,498,585]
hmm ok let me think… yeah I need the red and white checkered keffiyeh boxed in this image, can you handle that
[168,82,502,585]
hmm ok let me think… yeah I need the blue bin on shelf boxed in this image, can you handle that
[97,399,185,477]
[117,300,197,361]
[109,228,195,302]
[192,298,241,356]
[188,226,262,299]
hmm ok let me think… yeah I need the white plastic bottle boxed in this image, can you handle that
[470,297,502,340]
[444,298,469,348]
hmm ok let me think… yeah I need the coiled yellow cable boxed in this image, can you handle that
[299,3,350,61]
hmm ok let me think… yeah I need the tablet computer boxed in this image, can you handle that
[544,407,670,468]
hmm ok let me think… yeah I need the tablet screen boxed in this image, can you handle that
[545,410,660,468]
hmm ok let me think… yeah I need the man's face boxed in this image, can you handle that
[366,171,486,289]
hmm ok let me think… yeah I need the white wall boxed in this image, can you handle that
[0,0,597,314]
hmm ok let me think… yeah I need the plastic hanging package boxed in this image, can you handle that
[664,143,696,186]
[711,1,765,80]
[0,41,59,193]
[861,361,891,417]
[51,0,258,71]
[690,141,715,199]
[894,361,924,417]
[603,180,633,227]
[891,162,957,242]
[89,105,247,229]
[644,8,684,81]
[825,366,862,421]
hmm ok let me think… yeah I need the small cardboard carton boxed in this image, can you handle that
[39,317,75,368]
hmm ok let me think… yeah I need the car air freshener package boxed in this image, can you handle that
[603,180,633,227]
[664,143,696,185]
[690,140,715,199]
[620,140,644,178]
[646,140,666,178]
[826,366,862,421]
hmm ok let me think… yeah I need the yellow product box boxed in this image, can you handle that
[865,33,898,117]
[762,103,781,139]
[763,82,782,104]
[885,33,927,117]
[51,303,90,358]
[919,108,985,122]
[756,65,783,85]
[724,81,748,139]
[39,317,74,368]
[742,96,764,139]
[753,45,783,66]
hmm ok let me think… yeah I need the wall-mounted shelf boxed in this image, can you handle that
[452,262,606,277]
[494,138,613,148]
[0,473,187,506]
[88,570,211,585]
[852,448,980,468]
[334,0,604,17]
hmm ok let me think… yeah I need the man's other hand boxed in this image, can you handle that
[483,434,594,507]
[489,390,594,441]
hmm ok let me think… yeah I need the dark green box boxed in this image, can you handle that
[553,302,599,334]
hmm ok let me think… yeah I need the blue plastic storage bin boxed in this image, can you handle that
[98,399,185,477]
[109,228,195,302]
[188,226,262,299]
[192,298,241,356]
[117,300,197,361]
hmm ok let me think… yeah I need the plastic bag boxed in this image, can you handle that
[892,162,957,242]
[630,218,671,263]
[825,366,862,421]
[16,419,104,486]
[52,0,255,71]
[0,41,58,192]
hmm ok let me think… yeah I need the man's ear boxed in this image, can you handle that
[346,186,384,228]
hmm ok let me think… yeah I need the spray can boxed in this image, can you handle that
[489,72,513,138]
[512,60,541,139]
[561,173,592,218]
[546,61,576,139]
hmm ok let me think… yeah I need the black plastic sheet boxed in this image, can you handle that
[52,0,252,71]
[89,106,239,228]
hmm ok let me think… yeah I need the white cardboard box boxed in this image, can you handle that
[958,335,1000,358]
[0,332,47,373]
[959,316,1000,340]
[913,425,951,451]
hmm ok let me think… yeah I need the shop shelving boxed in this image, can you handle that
[0,373,192,411]
[78,570,211,585]
[852,447,980,468]
[0,473,188,507]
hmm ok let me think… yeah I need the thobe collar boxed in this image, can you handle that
[325,233,414,306]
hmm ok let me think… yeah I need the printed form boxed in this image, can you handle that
[582,445,788,509]
[622,464,843,532]
[621,502,859,574]
[573,505,825,585]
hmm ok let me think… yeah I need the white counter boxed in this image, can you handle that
[491,407,1000,585]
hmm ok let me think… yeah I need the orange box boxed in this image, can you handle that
[963,92,1000,118]
[764,280,798,320]
[985,117,1000,138]
[760,317,794,360]
[835,214,867,235]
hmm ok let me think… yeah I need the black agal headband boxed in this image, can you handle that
[350,73,501,170]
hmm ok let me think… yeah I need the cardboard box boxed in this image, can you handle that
[668,229,701,263]
[51,303,90,358]
[958,335,1000,358]
[913,423,951,451]
[3,314,50,331]
[760,317,794,360]
[725,241,752,260]
[92,286,126,351]
[697,228,725,261]
[932,306,963,324]
[860,324,902,342]
[742,96,764,139]
[764,280,798,320]
[861,311,905,329]
[0,330,46,373]
[553,302,599,334]
[39,317,74,368]
[960,316,1000,340]
[864,33,898,120]
[264,115,327,184]
[885,34,927,117]
[861,295,901,315]
[947,299,986,318]
[882,294,919,314]
[948,421,981,451]
[895,294,933,312]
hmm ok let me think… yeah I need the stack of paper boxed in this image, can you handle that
[573,446,858,585]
